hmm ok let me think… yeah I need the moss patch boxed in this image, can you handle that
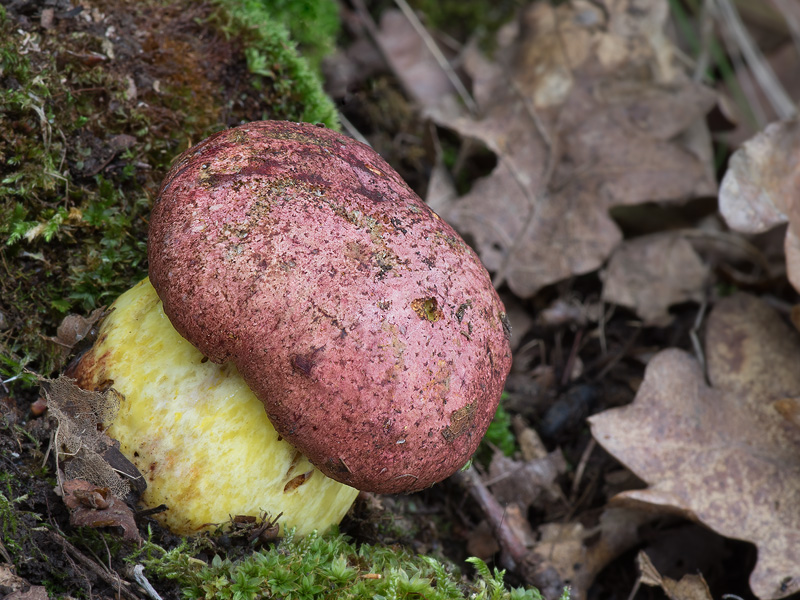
[135,526,558,600]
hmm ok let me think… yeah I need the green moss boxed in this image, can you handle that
[210,0,340,127]
[0,484,27,559]
[134,528,557,600]
[0,472,51,587]
[473,402,518,467]
[247,0,339,72]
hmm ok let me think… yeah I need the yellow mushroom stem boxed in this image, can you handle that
[71,278,358,536]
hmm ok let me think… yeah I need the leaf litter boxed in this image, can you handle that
[425,0,717,297]
[719,116,800,291]
[636,551,714,600]
[364,0,800,598]
[42,376,144,542]
[601,232,709,326]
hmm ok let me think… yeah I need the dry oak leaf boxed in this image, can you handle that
[589,293,800,600]
[524,507,654,600]
[601,232,709,326]
[486,449,566,511]
[637,551,713,600]
[375,9,457,110]
[428,0,716,297]
[719,116,800,292]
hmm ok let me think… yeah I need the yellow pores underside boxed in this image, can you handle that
[74,278,358,536]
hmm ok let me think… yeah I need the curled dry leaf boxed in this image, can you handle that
[719,117,799,233]
[62,479,141,543]
[601,232,709,325]
[47,308,105,366]
[3,585,48,600]
[637,551,713,600]
[719,116,800,292]
[589,293,800,599]
[426,0,716,297]
[0,564,45,598]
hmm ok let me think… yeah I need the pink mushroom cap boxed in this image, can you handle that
[148,120,512,493]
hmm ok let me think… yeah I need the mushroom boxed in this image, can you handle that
[72,120,512,534]
[71,279,358,536]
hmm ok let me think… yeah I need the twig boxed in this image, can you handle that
[598,302,615,357]
[769,0,800,57]
[713,0,796,119]
[133,565,164,600]
[693,0,714,82]
[48,530,140,600]
[339,112,371,147]
[0,538,12,563]
[625,574,643,600]
[689,297,709,380]
[561,329,584,387]
[590,323,642,382]
[453,467,528,571]
[677,227,772,274]
[392,0,478,114]
[569,438,596,504]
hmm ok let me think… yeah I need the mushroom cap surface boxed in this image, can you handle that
[148,120,512,493]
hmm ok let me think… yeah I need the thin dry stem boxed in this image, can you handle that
[392,0,478,114]
[713,0,796,119]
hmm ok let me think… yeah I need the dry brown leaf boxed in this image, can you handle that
[427,0,716,297]
[459,466,650,600]
[62,479,141,543]
[601,232,709,325]
[719,118,800,233]
[43,377,145,501]
[486,450,566,511]
[523,507,654,600]
[512,415,549,461]
[589,293,800,599]
[3,586,48,600]
[0,564,38,596]
[375,9,456,109]
[719,117,800,292]
[467,502,537,560]
[466,520,500,559]
[47,308,105,365]
[637,551,713,600]
[323,36,385,100]
[425,156,458,216]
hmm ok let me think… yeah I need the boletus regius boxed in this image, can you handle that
[71,120,512,535]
